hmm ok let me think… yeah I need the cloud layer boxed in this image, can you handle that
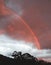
[0,34,51,61]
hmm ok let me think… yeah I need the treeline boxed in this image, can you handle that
[0,52,51,65]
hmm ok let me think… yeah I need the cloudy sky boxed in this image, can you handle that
[0,0,51,49]
[0,0,51,62]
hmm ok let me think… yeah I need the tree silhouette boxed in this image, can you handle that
[12,51,22,59]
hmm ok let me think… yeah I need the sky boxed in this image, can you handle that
[0,0,51,62]
[0,0,51,49]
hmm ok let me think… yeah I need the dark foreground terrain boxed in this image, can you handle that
[0,52,51,65]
